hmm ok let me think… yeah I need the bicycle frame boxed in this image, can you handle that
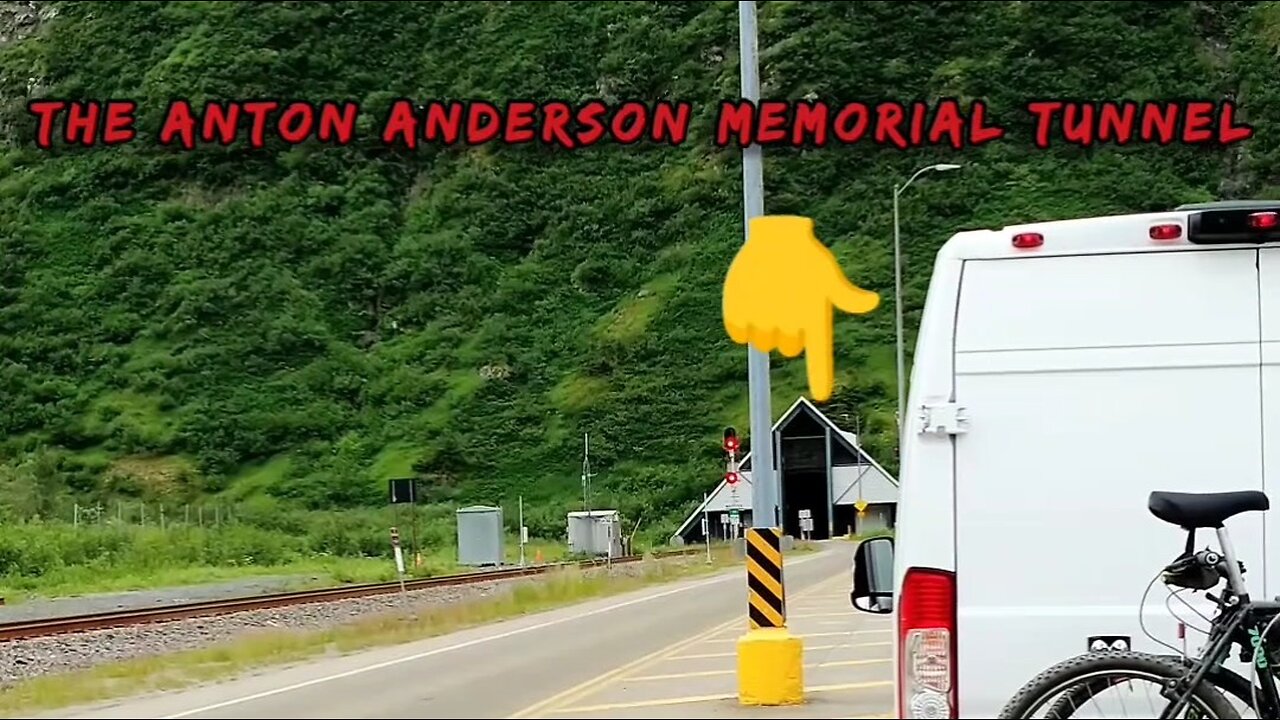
[1159,600,1280,717]
[1160,524,1280,718]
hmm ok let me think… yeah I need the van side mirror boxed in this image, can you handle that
[851,536,895,615]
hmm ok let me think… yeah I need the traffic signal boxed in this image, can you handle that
[725,470,740,485]
[723,426,739,454]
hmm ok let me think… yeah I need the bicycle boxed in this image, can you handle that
[998,488,1280,719]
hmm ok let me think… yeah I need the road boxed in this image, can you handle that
[46,542,892,720]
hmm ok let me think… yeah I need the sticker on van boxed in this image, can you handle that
[1087,635,1131,652]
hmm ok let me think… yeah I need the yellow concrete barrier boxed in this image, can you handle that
[736,527,805,706]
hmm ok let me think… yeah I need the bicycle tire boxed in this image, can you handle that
[997,650,1241,719]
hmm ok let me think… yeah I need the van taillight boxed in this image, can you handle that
[899,567,957,719]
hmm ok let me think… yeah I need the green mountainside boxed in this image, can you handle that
[0,0,1271,546]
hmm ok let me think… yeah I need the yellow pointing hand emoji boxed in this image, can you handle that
[722,216,880,403]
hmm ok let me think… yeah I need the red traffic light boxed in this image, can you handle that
[725,471,740,485]
[723,426,739,452]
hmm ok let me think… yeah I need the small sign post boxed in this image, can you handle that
[701,516,711,563]
[518,495,527,568]
[390,526,408,603]
[700,491,713,562]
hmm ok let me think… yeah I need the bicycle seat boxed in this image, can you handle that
[1148,490,1270,529]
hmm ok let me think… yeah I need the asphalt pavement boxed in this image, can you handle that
[44,542,892,720]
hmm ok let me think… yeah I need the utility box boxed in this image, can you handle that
[457,505,504,566]
[566,510,623,557]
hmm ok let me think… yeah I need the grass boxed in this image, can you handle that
[0,535,579,605]
[0,510,579,603]
[0,547,743,718]
[843,529,896,542]
[0,556,398,604]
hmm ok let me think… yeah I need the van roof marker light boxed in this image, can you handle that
[1149,223,1183,242]
[1011,232,1043,249]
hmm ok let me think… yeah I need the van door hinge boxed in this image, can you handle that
[919,402,968,435]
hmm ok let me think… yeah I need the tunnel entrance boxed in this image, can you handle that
[777,404,833,541]
[670,397,899,546]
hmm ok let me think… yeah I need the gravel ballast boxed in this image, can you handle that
[0,574,316,625]
[0,559,672,687]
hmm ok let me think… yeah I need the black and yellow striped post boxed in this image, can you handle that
[747,526,786,628]
[736,527,804,706]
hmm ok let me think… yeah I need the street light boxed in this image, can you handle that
[737,0,778,530]
[893,163,961,437]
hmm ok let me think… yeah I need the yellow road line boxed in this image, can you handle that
[666,640,891,660]
[705,629,891,643]
[506,614,741,719]
[790,611,860,618]
[512,565,846,718]
[548,681,893,713]
[668,643,836,660]
[625,657,891,682]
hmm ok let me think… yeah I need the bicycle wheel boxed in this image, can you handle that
[998,650,1240,719]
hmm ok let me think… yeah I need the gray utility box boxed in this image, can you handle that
[457,505,504,566]
[567,510,623,557]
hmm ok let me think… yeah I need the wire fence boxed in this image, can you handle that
[67,501,240,528]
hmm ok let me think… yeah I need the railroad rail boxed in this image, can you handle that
[0,547,702,642]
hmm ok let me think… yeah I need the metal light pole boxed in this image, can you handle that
[893,163,961,435]
[738,0,778,530]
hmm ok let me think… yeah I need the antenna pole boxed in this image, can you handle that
[581,433,595,514]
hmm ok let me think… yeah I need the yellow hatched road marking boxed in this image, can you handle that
[707,628,890,644]
[510,556,845,718]
[548,681,893,713]
[667,640,890,660]
[625,657,891,682]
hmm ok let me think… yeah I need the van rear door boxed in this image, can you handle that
[950,248,1265,718]
[1260,248,1280,594]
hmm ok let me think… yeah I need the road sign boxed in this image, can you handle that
[800,518,813,532]
[730,510,740,524]
[389,478,418,504]
[701,517,709,535]
[854,499,868,513]
[798,508,811,520]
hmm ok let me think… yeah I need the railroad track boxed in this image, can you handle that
[0,547,702,642]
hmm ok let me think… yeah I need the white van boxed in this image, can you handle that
[850,200,1280,719]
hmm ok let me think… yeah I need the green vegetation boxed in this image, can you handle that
[0,1,1271,592]
[0,550,741,717]
[0,505,574,601]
